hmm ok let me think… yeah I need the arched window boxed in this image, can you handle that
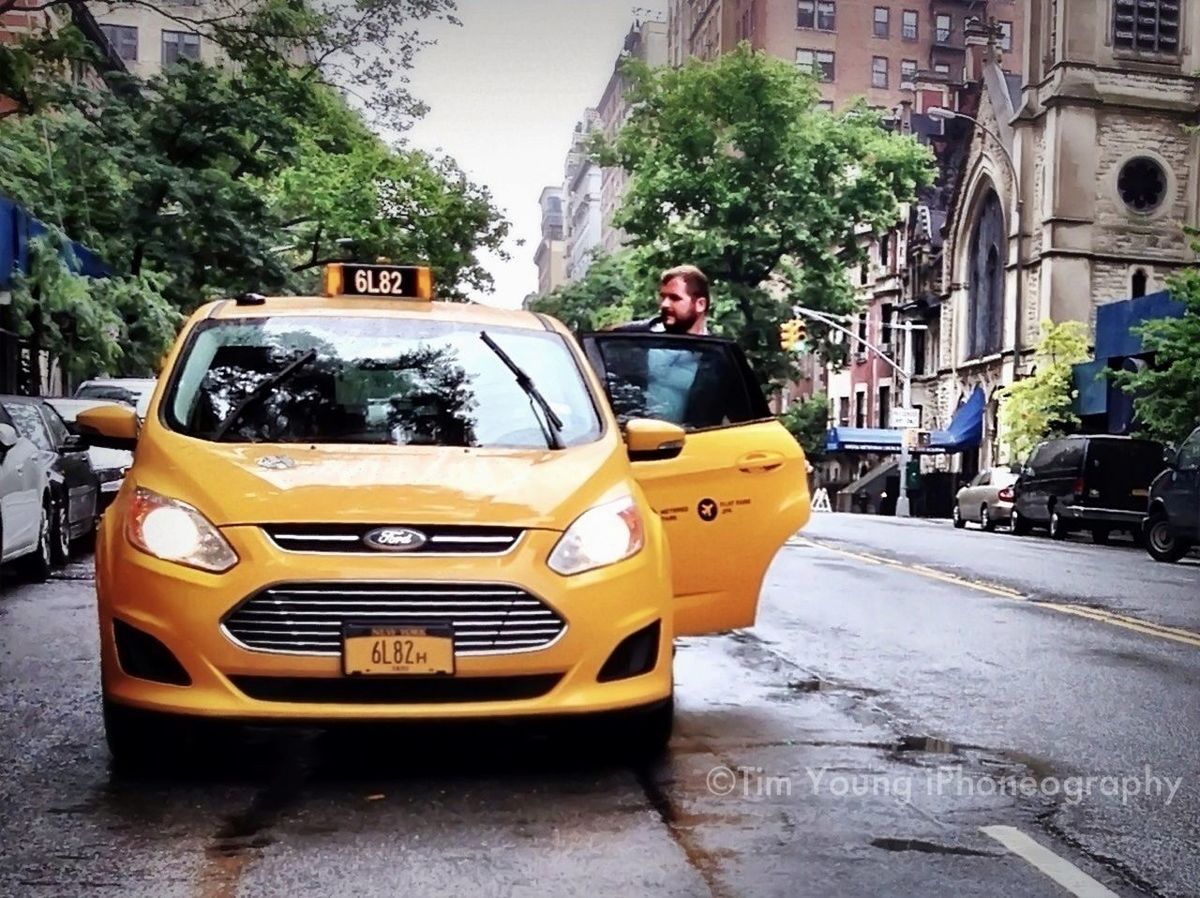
[967,191,1005,358]
[1131,268,1148,298]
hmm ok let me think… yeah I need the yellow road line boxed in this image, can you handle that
[792,536,1200,650]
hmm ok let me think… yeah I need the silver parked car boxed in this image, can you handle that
[0,407,54,583]
[953,466,1020,532]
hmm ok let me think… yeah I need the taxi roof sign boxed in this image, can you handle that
[323,263,433,301]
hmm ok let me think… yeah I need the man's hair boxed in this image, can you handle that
[660,265,710,301]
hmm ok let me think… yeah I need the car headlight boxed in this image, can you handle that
[547,495,645,576]
[125,487,238,573]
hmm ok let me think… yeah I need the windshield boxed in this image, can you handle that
[164,316,601,448]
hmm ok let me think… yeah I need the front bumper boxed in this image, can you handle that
[96,523,674,722]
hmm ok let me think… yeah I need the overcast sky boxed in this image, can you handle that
[399,0,666,308]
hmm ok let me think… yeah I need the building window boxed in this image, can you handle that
[879,233,890,268]
[901,9,918,40]
[871,56,888,88]
[998,21,1013,51]
[1118,156,1168,213]
[1113,0,1180,55]
[1132,269,1149,298]
[881,303,894,346]
[967,190,1005,359]
[100,24,138,61]
[855,392,866,427]
[162,30,201,65]
[935,13,951,43]
[796,48,835,82]
[839,397,850,426]
[817,99,835,112]
[912,328,927,375]
[877,386,891,428]
[873,6,889,37]
[934,62,951,75]
[901,59,917,84]
[798,0,836,31]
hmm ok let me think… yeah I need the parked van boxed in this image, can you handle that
[1011,435,1166,543]
[1144,426,1200,563]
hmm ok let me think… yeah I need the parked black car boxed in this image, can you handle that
[1143,426,1200,563]
[0,396,99,563]
[1011,435,1167,543]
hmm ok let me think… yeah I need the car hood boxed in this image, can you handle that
[135,438,621,529]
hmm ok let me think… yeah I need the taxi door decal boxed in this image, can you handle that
[581,334,811,636]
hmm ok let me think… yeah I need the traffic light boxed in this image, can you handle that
[779,318,803,351]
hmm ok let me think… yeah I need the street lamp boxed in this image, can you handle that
[925,106,1025,362]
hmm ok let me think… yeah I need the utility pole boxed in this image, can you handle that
[789,306,926,518]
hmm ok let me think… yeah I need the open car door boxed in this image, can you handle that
[581,333,811,636]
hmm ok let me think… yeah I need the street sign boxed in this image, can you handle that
[892,407,921,429]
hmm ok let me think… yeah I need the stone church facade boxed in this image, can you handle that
[933,0,1199,470]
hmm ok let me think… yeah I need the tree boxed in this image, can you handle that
[0,2,509,375]
[780,393,829,462]
[997,320,1091,462]
[1112,249,1200,446]
[530,250,656,333]
[597,44,935,386]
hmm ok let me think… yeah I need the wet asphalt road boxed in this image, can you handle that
[0,514,1196,898]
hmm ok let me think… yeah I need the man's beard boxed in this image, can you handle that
[662,313,697,334]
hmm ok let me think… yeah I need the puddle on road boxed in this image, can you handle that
[870,837,1001,858]
[894,735,962,755]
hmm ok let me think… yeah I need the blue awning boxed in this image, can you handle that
[825,386,986,455]
[1,195,110,289]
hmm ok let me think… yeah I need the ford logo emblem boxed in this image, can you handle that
[363,527,428,552]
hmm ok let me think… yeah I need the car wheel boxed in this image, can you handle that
[51,499,71,566]
[952,503,965,529]
[21,502,53,582]
[1090,527,1111,546]
[980,505,995,532]
[1145,515,1190,563]
[1049,509,1068,541]
[1011,509,1031,536]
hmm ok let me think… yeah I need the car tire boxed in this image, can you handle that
[1090,527,1111,546]
[21,502,54,582]
[1049,510,1068,541]
[952,504,965,529]
[1145,515,1190,564]
[50,499,71,566]
[980,505,995,532]
[1011,509,1031,536]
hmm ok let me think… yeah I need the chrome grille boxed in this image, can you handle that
[223,582,566,657]
[262,524,522,555]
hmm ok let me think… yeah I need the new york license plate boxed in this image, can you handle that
[343,625,455,676]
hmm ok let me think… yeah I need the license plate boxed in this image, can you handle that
[1132,488,1149,497]
[343,624,455,676]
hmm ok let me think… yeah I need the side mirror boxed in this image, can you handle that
[0,423,18,449]
[625,418,686,462]
[76,405,139,451]
[62,433,89,452]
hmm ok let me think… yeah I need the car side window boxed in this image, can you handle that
[1050,440,1084,470]
[42,405,72,448]
[1177,430,1200,471]
[583,335,769,432]
[3,403,52,451]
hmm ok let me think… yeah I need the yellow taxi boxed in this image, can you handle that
[77,263,810,763]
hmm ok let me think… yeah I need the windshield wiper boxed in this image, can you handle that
[479,330,565,450]
[211,348,318,442]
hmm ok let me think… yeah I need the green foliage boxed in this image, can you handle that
[597,44,935,386]
[997,320,1091,462]
[9,236,181,383]
[1112,251,1200,446]
[0,0,509,380]
[530,251,657,333]
[780,393,830,461]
